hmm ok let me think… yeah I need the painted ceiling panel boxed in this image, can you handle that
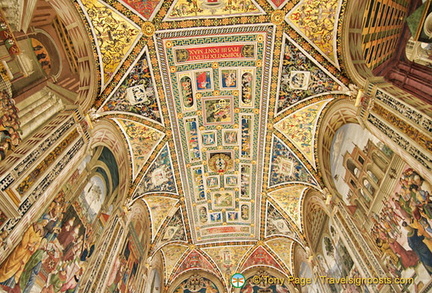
[142,196,179,241]
[268,185,308,230]
[100,48,163,125]
[265,202,303,242]
[286,0,343,66]
[156,26,274,243]
[266,238,294,273]
[239,246,283,272]
[113,118,164,179]
[170,249,220,282]
[159,208,187,243]
[165,0,265,20]
[135,144,178,196]
[275,99,332,168]
[79,0,141,86]
[161,244,189,281]
[202,245,253,283]
[74,0,354,285]
[120,0,163,20]
[276,35,346,114]
[269,136,318,188]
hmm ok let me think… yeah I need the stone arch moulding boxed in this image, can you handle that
[340,0,374,86]
[89,119,131,204]
[31,29,63,80]
[45,0,99,111]
[302,189,329,254]
[316,99,359,199]
[144,252,164,293]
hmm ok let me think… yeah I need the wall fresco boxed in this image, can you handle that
[372,167,432,283]
[330,123,432,289]
[106,232,142,293]
[317,236,356,292]
[0,192,98,293]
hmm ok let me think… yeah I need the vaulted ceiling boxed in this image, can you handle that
[77,0,353,286]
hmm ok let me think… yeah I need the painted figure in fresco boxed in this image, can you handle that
[224,131,237,144]
[205,99,231,123]
[202,133,215,145]
[226,176,237,186]
[41,264,68,293]
[207,177,218,188]
[19,238,50,293]
[199,207,207,223]
[241,72,253,105]
[196,71,211,90]
[241,205,249,220]
[0,216,49,288]
[213,193,233,207]
[370,168,432,279]
[210,213,221,222]
[180,76,194,108]
[227,212,238,221]
[221,70,237,88]
[402,222,432,274]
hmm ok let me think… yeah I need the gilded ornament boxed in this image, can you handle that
[208,153,233,174]
[271,10,285,25]
[142,22,156,37]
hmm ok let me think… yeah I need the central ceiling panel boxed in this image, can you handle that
[156,25,274,243]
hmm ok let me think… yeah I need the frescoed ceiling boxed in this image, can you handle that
[80,0,353,288]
